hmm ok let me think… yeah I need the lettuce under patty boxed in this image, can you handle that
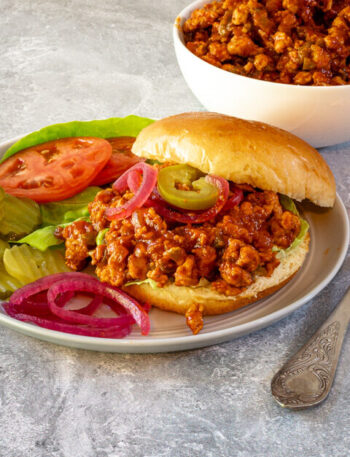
[273,195,309,258]
[124,278,159,289]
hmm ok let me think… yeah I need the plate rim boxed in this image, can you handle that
[0,134,348,352]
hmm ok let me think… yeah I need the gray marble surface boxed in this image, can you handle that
[0,1,349,456]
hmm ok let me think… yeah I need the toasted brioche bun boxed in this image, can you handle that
[124,234,310,316]
[132,112,335,207]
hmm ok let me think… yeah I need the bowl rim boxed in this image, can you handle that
[173,0,350,92]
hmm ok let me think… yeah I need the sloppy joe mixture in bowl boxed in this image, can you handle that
[174,0,350,147]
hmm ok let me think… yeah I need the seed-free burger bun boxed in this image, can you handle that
[132,112,336,207]
[126,113,334,316]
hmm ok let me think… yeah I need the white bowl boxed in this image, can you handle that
[173,0,350,148]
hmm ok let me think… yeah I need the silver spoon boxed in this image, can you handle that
[271,287,350,409]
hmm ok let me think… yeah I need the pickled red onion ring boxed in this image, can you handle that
[145,175,229,224]
[48,282,134,328]
[10,272,97,305]
[76,294,103,316]
[6,272,150,337]
[222,186,244,211]
[2,307,131,338]
[127,169,142,193]
[47,277,150,335]
[105,163,158,220]
[6,301,52,318]
[8,291,101,319]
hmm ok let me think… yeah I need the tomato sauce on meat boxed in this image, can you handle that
[59,185,301,296]
[182,0,350,85]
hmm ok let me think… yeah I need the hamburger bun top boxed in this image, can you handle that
[132,112,336,207]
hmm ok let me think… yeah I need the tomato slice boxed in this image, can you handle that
[0,137,112,203]
[91,137,142,186]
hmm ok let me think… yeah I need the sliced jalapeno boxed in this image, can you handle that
[157,164,218,210]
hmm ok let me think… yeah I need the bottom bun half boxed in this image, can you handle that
[124,234,310,316]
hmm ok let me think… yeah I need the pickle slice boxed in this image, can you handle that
[3,245,70,284]
[0,264,23,299]
[0,190,41,239]
[0,239,10,260]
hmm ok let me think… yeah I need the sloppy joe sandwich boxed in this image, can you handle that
[59,112,336,334]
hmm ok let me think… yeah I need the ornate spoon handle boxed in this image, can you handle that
[271,287,350,409]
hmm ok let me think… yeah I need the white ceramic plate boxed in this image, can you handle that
[0,136,348,352]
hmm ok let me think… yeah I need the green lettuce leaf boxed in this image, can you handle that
[124,278,159,289]
[146,159,163,166]
[274,195,309,258]
[284,218,309,253]
[40,186,100,226]
[279,194,299,215]
[15,216,91,251]
[16,225,62,251]
[2,115,155,162]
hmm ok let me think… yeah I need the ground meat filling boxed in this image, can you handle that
[183,0,350,85]
[56,220,97,271]
[60,186,301,296]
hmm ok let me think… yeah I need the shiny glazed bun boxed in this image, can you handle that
[132,112,336,207]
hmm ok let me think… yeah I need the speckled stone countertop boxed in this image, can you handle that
[0,1,349,456]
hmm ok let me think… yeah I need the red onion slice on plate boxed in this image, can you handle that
[2,308,131,338]
[9,272,98,305]
[5,272,150,338]
[47,277,150,335]
[48,282,134,328]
